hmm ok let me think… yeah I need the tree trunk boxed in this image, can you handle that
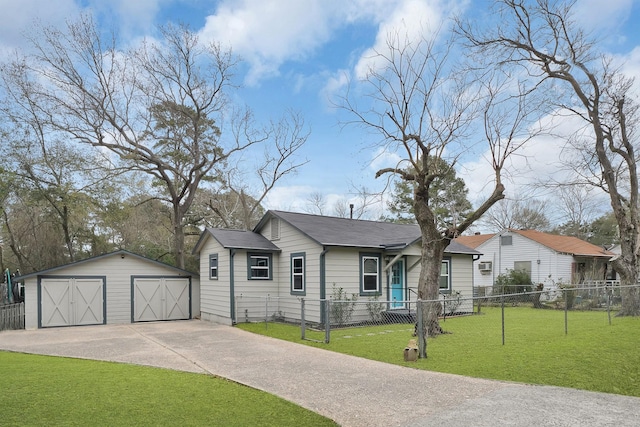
[414,182,450,341]
[172,204,186,270]
[613,236,640,316]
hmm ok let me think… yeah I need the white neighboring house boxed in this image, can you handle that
[455,229,614,292]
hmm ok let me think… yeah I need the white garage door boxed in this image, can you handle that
[40,277,105,328]
[133,277,190,322]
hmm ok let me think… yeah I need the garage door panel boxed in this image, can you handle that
[40,277,104,328]
[41,279,72,327]
[74,279,104,325]
[133,277,190,322]
[134,279,163,322]
[164,278,190,320]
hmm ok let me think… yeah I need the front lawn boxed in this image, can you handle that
[238,307,640,397]
[0,351,337,426]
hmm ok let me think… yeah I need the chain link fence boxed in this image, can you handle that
[236,283,637,352]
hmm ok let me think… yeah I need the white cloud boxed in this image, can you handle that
[573,0,634,35]
[196,0,457,86]
[89,0,165,38]
[353,0,448,80]
[369,147,404,173]
[262,185,316,211]
[198,0,340,85]
[0,0,81,56]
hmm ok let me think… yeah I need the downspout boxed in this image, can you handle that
[230,249,236,324]
[320,246,329,323]
[472,254,480,297]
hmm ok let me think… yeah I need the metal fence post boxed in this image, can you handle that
[300,298,306,340]
[442,295,446,322]
[324,299,331,344]
[607,285,612,325]
[501,292,505,345]
[564,289,568,335]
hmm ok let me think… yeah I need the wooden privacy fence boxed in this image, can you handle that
[0,302,25,331]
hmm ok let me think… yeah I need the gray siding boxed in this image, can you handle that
[199,238,233,325]
[23,253,198,329]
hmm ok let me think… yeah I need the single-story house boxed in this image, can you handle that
[193,210,480,325]
[18,250,200,329]
[455,229,614,291]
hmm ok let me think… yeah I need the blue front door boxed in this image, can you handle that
[390,260,405,309]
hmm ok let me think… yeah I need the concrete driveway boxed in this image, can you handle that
[1,320,638,427]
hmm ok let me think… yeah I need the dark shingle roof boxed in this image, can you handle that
[259,210,479,255]
[206,228,281,252]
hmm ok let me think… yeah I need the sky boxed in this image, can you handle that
[1,0,639,227]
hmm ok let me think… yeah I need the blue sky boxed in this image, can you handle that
[1,0,639,223]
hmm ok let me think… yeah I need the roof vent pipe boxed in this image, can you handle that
[350,204,354,219]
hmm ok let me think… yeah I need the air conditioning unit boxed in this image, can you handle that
[478,261,492,273]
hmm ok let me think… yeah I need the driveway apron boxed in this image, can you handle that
[1,320,638,427]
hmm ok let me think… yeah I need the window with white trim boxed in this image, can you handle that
[209,254,218,280]
[439,258,451,292]
[248,253,272,280]
[360,254,381,295]
[291,253,305,295]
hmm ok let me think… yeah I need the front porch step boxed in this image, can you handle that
[381,309,416,323]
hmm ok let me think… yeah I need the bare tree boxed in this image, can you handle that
[481,198,550,232]
[460,0,640,315]
[340,27,537,347]
[304,192,327,216]
[0,16,285,269]
[215,110,309,230]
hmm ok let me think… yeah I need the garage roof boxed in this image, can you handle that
[14,249,197,281]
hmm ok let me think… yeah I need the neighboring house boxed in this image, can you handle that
[17,250,200,329]
[455,229,614,291]
[193,210,480,325]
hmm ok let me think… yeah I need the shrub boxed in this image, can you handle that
[329,284,357,326]
[495,269,533,294]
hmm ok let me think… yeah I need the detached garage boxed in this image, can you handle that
[18,250,200,329]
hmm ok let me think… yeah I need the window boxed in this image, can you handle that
[248,253,272,280]
[500,235,513,246]
[439,258,451,293]
[360,253,381,295]
[209,254,218,280]
[514,261,532,278]
[291,253,305,295]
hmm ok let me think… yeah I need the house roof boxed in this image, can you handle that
[257,210,480,255]
[512,229,613,258]
[457,229,613,258]
[200,228,281,252]
[455,233,496,249]
[14,249,197,281]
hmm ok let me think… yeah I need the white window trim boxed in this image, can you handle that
[440,258,451,293]
[249,254,271,280]
[361,255,380,294]
[291,254,305,293]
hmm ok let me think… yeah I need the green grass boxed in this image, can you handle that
[239,307,640,397]
[0,352,337,427]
